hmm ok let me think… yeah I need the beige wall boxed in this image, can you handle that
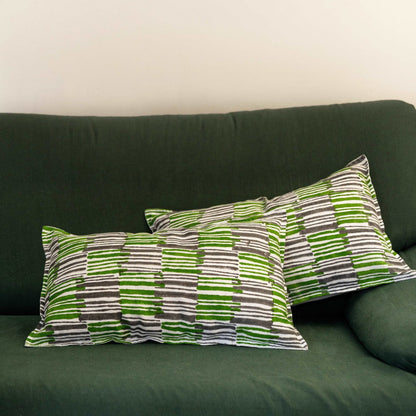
[1,0,415,116]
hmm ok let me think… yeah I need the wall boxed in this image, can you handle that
[1,0,415,116]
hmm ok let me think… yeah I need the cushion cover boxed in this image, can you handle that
[265,155,414,304]
[146,197,267,233]
[146,155,415,305]
[26,214,307,349]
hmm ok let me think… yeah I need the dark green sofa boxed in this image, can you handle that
[1,100,415,415]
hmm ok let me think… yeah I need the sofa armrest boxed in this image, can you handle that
[345,276,416,373]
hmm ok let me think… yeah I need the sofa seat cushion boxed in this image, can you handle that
[2,315,415,416]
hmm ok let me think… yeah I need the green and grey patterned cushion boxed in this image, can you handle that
[264,155,414,304]
[146,197,267,233]
[145,155,415,305]
[26,213,307,349]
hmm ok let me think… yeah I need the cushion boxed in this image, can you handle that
[145,197,267,233]
[265,154,414,304]
[26,213,307,349]
[345,277,416,373]
[145,155,415,305]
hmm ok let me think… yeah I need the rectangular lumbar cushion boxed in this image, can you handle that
[26,213,307,349]
[145,155,416,305]
[264,154,415,304]
[145,197,267,233]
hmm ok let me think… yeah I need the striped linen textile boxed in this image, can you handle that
[146,197,267,233]
[26,212,307,349]
[145,155,416,305]
[264,155,415,304]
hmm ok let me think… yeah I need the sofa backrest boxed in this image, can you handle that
[1,100,416,314]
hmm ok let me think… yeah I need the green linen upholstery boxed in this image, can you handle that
[27,216,307,349]
[1,100,416,415]
[1,100,416,314]
[345,278,416,373]
[2,315,416,416]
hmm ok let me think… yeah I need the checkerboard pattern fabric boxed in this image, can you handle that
[264,155,415,304]
[26,213,307,349]
[145,155,416,305]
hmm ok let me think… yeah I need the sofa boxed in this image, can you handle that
[1,99,415,415]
